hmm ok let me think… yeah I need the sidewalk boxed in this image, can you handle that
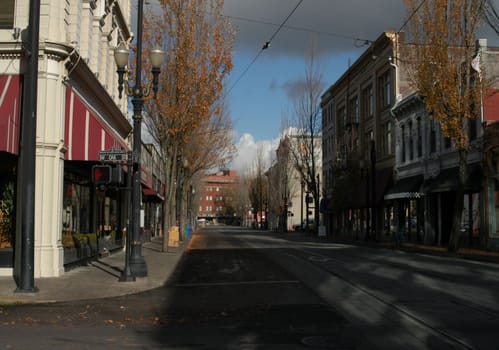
[0,237,189,305]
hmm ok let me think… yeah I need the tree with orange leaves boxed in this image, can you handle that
[141,0,235,245]
[403,0,487,251]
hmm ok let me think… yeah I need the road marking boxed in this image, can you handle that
[174,280,301,287]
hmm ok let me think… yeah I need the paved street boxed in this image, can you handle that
[1,226,499,349]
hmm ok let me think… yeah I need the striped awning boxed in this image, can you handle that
[64,87,128,161]
[0,75,21,154]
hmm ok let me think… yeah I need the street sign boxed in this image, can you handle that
[99,149,129,162]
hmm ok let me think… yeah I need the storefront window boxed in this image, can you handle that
[63,182,91,234]
[62,172,123,265]
[0,181,15,249]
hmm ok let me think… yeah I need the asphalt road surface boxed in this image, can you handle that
[1,225,498,349]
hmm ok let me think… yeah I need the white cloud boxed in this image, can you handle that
[231,127,314,175]
[231,133,279,175]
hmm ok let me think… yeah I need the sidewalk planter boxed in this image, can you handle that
[62,231,122,266]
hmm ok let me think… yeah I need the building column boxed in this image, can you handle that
[33,56,66,277]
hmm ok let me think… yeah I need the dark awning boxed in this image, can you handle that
[385,175,424,200]
[422,164,482,194]
[372,167,393,206]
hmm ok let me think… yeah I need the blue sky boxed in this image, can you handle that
[228,53,354,141]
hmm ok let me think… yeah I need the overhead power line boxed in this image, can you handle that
[225,13,372,44]
[226,0,304,96]
[265,0,304,48]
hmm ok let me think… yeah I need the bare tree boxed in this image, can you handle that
[248,144,268,229]
[287,46,325,232]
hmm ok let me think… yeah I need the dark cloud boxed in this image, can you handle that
[223,0,499,58]
[223,0,407,58]
[281,79,307,100]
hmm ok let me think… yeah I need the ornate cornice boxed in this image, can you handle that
[0,42,23,59]
[391,93,422,120]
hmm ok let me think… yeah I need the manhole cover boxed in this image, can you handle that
[301,336,354,349]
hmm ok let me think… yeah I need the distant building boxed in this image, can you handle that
[197,170,239,224]
[266,135,322,232]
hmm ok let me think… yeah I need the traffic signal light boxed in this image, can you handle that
[92,165,112,185]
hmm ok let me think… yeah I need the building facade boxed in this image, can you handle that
[321,32,410,240]
[197,170,239,225]
[266,135,322,232]
[390,39,499,250]
[0,0,164,278]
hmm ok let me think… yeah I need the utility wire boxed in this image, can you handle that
[484,0,499,36]
[226,50,265,97]
[263,0,304,49]
[225,0,304,97]
[226,13,372,44]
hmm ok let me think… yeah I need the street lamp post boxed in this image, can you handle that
[119,152,135,282]
[114,0,165,278]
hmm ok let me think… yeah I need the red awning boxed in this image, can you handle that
[0,75,21,154]
[142,188,157,196]
[64,87,128,161]
[142,186,164,202]
[484,90,499,122]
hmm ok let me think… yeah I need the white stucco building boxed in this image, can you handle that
[0,0,134,277]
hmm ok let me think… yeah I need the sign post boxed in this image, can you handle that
[97,149,135,281]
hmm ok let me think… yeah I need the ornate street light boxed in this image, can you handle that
[114,0,165,279]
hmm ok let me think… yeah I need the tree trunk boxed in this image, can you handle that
[448,149,468,252]
[314,196,320,235]
[161,153,176,252]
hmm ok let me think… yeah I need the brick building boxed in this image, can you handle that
[197,170,239,224]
